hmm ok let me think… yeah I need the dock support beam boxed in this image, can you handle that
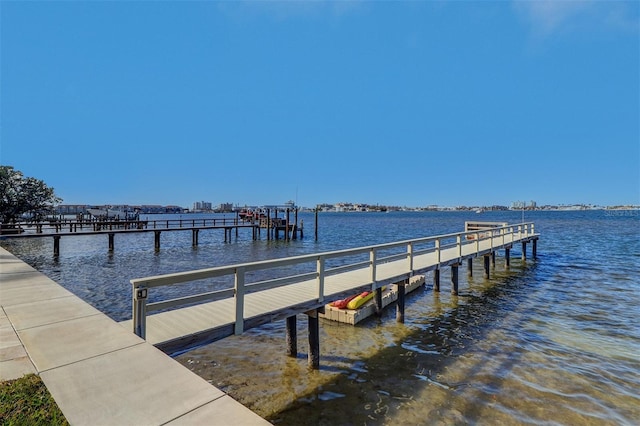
[484,255,490,279]
[451,264,459,295]
[108,233,115,252]
[467,258,473,277]
[286,315,297,357]
[491,251,496,267]
[374,287,383,316]
[53,235,60,257]
[532,238,537,259]
[522,242,527,260]
[307,310,320,370]
[433,268,440,292]
[505,247,511,268]
[192,229,199,246]
[154,231,161,251]
[396,280,406,323]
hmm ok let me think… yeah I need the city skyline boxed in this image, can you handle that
[2,2,638,207]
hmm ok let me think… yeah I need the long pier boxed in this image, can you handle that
[0,212,304,256]
[122,222,539,368]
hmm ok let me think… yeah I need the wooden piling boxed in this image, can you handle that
[286,315,297,357]
[192,229,199,246]
[108,233,115,252]
[451,264,459,295]
[396,280,406,323]
[266,209,271,240]
[374,287,383,316]
[154,231,161,251]
[53,235,60,257]
[491,251,496,267]
[522,242,527,260]
[433,268,440,292]
[286,208,291,241]
[532,238,538,259]
[484,255,490,279]
[467,258,473,277]
[307,310,320,369]
[314,207,318,241]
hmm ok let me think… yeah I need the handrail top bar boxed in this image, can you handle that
[130,222,536,287]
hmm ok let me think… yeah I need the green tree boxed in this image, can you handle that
[0,166,62,224]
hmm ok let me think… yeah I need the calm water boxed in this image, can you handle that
[2,210,639,425]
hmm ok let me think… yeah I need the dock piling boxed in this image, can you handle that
[505,247,511,268]
[154,231,161,251]
[451,264,459,295]
[307,310,320,370]
[53,235,60,257]
[433,268,440,292]
[467,258,473,277]
[484,255,490,279]
[108,233,115,252]
[374,287,383,316]
[396,280,406,323]
[286,316,297,357]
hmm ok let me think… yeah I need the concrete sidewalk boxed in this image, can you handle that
[0,246,270,425]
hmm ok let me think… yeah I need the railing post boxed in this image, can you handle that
[475,232,479,252]
[133,285,148,339]
[316,256,325,302]
[369,248,377,286]
[406,243,413,273]
[457,235,462,259]
[435,238,441,264]
[234,267,245,335]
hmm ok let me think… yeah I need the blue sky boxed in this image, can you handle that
[1,1,638,208]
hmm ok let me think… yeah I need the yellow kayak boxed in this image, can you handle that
[346,291,373,310]
[346,286,386,310]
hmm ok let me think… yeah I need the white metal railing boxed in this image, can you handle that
[131,222,537,339]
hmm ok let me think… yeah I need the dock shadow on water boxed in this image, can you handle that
[177,256,639,425]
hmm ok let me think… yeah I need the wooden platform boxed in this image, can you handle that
[319,274,425,325]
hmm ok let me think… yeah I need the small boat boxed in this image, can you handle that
[87,208,133,220]
[238,209,266,221]
[475,209,484,214]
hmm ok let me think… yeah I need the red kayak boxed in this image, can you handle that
[331,292,368,309]
[331,293,359,309]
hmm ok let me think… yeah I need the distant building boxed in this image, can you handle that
[192,201,212,212]
[215,203,234,213]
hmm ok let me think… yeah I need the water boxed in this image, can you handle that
[2,210,639,425]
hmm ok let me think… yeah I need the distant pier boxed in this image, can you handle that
[0,208,304,256]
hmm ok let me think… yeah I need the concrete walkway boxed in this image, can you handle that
[0,247,270,425]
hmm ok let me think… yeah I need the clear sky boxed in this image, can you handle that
[1,1,638,208]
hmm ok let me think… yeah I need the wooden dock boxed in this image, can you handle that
[121,222,539,367]
[1,209,304,255]
[1,218,261,256]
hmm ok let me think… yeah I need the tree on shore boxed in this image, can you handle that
[0,166,62,224]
